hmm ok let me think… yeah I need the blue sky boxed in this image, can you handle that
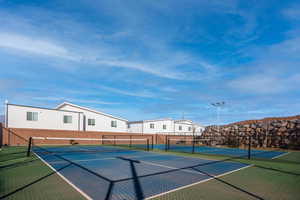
[0,0,300,125]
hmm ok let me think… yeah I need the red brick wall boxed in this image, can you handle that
[1,127,158,146]
[1,127,195,146]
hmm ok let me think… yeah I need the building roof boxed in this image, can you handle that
[174,119,193,124]
[129,118,173,124]
[56,102,128,122]
[7,103,82,114]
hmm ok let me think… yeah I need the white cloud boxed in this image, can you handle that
[33,97,119,105]
[0,32,77,61]
[228,73,300,95]
[98,86,156,98]
[0,31,204,80]
[0,79,21,91]
[228,75,284,94]
[95,59,186,80]
[283,3,300,21]
[0,4,221,81]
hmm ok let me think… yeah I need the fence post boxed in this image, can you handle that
[147,139,149,151]
[129,135,132,148]
[248,135,251,159]
[27,137,32,157]
[0,123,2,149]
[165,135,168,151]
[8,129,11,146]
[192,136,195,153]
[151,135,154,149]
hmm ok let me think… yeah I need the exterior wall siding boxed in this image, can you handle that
[58,104,128,132]
[128,123,143,133]
[142,120,174,134]
[7,104,82,131]
[128,119,204,135]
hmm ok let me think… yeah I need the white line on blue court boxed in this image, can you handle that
[33,152,93,200]
[145,164,253,200]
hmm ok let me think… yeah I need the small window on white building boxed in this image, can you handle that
[188,127,191,131]
[179,125,182,130]
[27,112,38,121]
[163,124,167,129]
[111,120,117,128]
[150,123,154,129]
[88,119,95,126]
[63,115,72,124]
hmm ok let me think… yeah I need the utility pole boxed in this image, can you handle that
[211,101,225,134]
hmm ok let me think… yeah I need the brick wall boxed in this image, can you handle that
[1,126,195,147]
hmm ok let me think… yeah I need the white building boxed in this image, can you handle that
[128,118,205,135]
[5,102,205,135]
[6,102,128,132]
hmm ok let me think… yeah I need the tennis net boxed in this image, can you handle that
[27,136,150,156]
[166,137,253,159]
[167,138,212,153]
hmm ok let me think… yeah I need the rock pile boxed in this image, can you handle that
[202,118,300,149]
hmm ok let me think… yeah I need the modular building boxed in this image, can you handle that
[128,119,204,135]
[6,102,128,132]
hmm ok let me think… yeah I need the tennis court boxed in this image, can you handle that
[30,137,250,200]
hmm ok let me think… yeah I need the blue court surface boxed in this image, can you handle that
[33,146,249,200]
[155,144,286,159]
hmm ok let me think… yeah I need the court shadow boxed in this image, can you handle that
[0,163,73,199]
[116,156,145,200]
[0,157,39,170]
[191,167,265,200]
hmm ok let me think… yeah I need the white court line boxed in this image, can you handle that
[271,152,290,160]
[137,159,206,176]
[45,153,164,164]
[75,153,161,162]
[145,164,253,200]
[34,153,92,200]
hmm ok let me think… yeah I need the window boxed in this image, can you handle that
[188,127,191,131]
[88,119,95,126]
[179,125,182,130]
[163,124,167,130]
[150,123,154,129]
[111,120,117,128]
[27,112,38,121]
[63,115,72,124]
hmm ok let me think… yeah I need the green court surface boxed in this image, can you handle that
[1,147,300,200]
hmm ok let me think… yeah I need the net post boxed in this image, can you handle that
[248,135,251,159]
[165,135,168,151]
[167,138,170,150]
[27,137,32,157]
[151,135,154,149]
[129,135,132,148]
[147,139,149,151]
